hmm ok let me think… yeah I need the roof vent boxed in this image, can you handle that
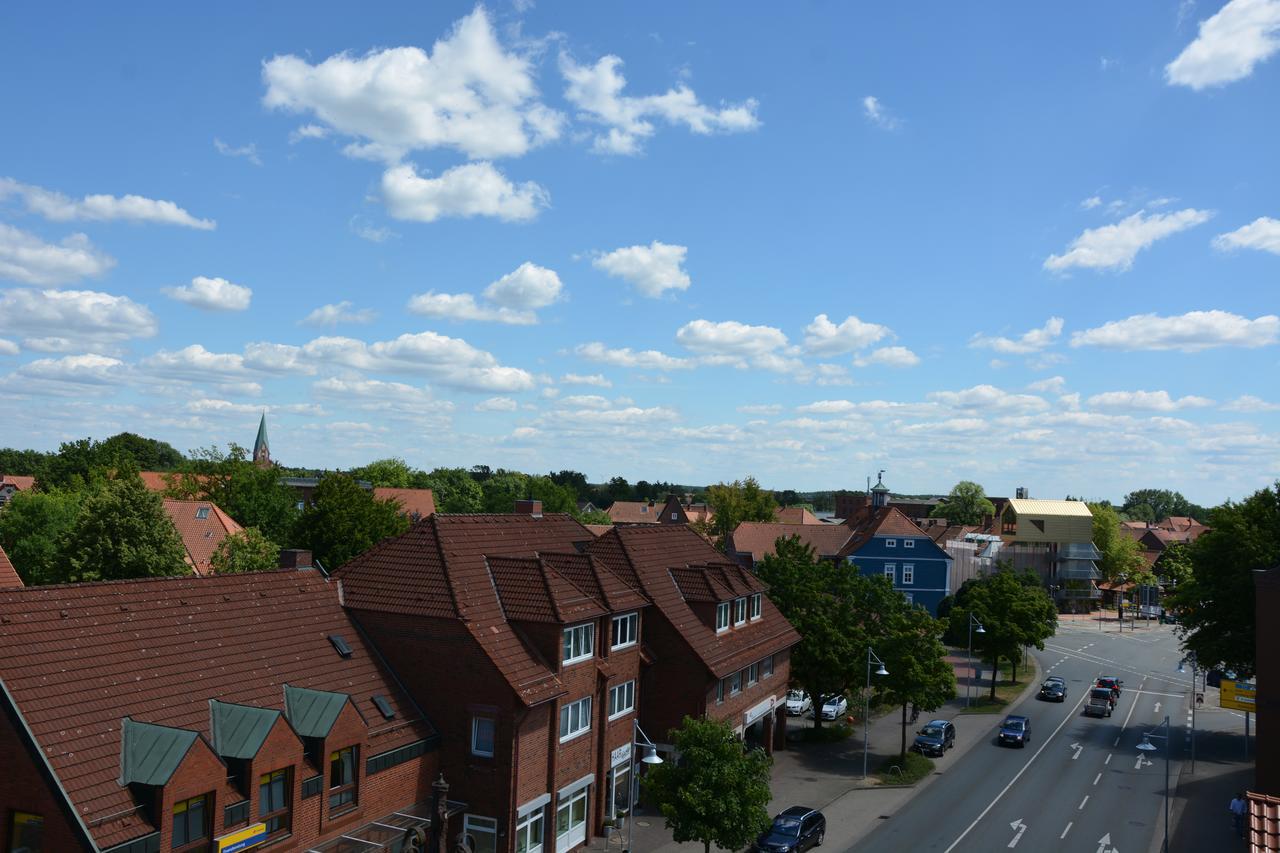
[372,695,395,719]
[328,634,353,658]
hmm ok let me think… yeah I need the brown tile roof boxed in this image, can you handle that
[607,501,663,524]
[0,544,22,589]
[138,470,178,492]
[0,570,434,850]
[373,487,436,520]
[837,506,930,558]
[774,507,820,525]
[586,525,800,679]
[584,524,613,537]
[727,522,854,563]
[161,498,244,575]
[922,523,977,545]
[1248,791,1280,852]
[0,474,35,491]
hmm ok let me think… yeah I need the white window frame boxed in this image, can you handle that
[715,602,730,632]
[903,591,914,606]
[562,623,595,667]
[885,538,897,548]
[749,593,762,620]
[471,716,496,757]
[902,564,914,585]
[464,815,498,853]
[559,697,592,742]
[610,613,638,650]
[516,807,545,853]
[762,655,774,678]
[608,680,635,720]
[884,563,895,583]
[904,539,916,549]
[671,512,679,520]
[734,597,747,625]
[716,679,725,704]
[555,787,589,853]
[747,663,759,686]
[730,671,742,696]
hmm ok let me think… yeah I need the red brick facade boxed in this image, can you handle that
[0,705,89,852]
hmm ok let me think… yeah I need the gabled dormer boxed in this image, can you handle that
[669,564,765,635]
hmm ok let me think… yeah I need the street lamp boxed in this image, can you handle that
[1137,716,1171,853]
[966,615,985,709]
[862,647,889,779]
[624,720,664,853]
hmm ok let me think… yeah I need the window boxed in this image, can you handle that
[734,597,747,625]
[172,794,209,849]
[730,671,742,696]
[608,681,635,719]
[671,512,678,520]
[195,506,210,520]
[8,811,43,853]
[749,594,762,620]
[555,788,588,853]
[559,697,592,742]
[562,623,595,666]
[762,655,774,678]
[328,746,358,811]
[884,564,895,583]
[747,663,760,686]
[716,678,724,704]
[610,613,638,649]
[902,564,914,585]
[259,768,291,839]
[296,500,305,511]
[472,717,496,757]
[640,505,649,514]
[903,592,914,605]
[516,807,545,853]
[464,815,498,853]
[224,800,249,829]
[885,538,897,548]
[904,539,915,549]
[609,762,631,819]
[715,602,730,632]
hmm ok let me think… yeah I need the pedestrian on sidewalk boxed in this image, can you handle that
[1229,792,1247,838]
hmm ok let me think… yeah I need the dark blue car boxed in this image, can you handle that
[998,715,1031,748]
[754,806,826,853]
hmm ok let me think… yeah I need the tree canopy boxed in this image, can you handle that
[348,457,414,488]
[210,528,280,574]
[1089,502,1149,584]
[292,473,410,569]
[59,474,189,583]
[0,488,82,585]
[173,445,299,545]
[878,605,957,760]
[1121,488,1209,524]
[417,467,484,513]
[704,477,777,546]
[929,481,995,525]
[949,567,1056,697]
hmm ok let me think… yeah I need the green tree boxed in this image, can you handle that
[548,469,589,498]
[1089,502,1147,584]
[98,432,184,471]
[0,447,51,477]
[210,528,280,574]
[704,477,777,547]
[642,716,773,853]
[418,467,484,513]
[528,475,577,513]
[952,568,1056,699]
[878,606,957,760]
[929,481,996,525]
[58,475,189,582]
[1121,488,1208,523]
[1157,541,1193,589]
[1168,484,1278,677]
[480,471,529,513]
[173,445,299,544]
[606,476,632,502]
[575,509,612,525]
[293,474,410,569]
[349,457,415,488]
[0,489,82,584]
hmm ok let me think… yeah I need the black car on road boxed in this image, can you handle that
[998,715,1031,748]
[1038,677,1067,702]
[755,806,826,853]
[912,720,957,757]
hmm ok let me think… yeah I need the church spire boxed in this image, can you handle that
[253,412,271,467]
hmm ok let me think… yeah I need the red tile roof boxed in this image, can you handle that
[1249,791,1280,852]
[373,487,436,520]
[0,474,35,491]
[607,501,663,524]
[584,524,613,537]
[0,544,22,589]
[837,506,931,558]
[161,498,244,575]
[774,507,820,525]
[0,570,434,850]
[727,522,854,563]
[138,470,178,492]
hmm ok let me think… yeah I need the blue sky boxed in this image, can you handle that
[1,1,1277,506]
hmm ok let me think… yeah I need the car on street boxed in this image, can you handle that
[808,694,849,721]
[997,715,1031,748]
[1085,686,1115,717]
[1038,677,1067,702]
[912,720,957,757]
[1096,676,1123,699]
[785,690,812,716]
[754,806,826,853]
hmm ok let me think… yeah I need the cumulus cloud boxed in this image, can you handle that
[675,319,800,372]
[561,372,611,387]
[1044,209,1212,272]
[0,288,156,351]
[213,138,262,166]
[0,178,215,230]
[381,162,548,223]
[862,95,900,130]
[1213,216,1280,254]
[1222,394,1280,412]
[301,331,535,392]
[348,215,397,243]
[312,376,451,420]
[575,341,692,370]
[262,7,561,162]
[802,314,891,355]
[1087,390,1215,411]
[475,396,518,411]
[141,345,252,381]
[592,241,689,298]
[1028,375,1067,394]
[1165,0,1280,89]
[408,261,561,325]
[162,276,252,311]
[928,384,1049,413]
[301,301,377,327]
[559,53,759,155]
[969,317,1064,354]
[407,293,535,325]
[0,338,17,356]
[1069,310,1280,351]
[0,223,116,285]
[853,346,920,368]
[0,353,130,395]
[242,342,314,375]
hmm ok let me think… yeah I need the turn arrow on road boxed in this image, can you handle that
[1007,819,1027,848]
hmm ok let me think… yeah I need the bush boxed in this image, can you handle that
[875,751,934,785]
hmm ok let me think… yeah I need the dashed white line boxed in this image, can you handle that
[1079,795,1089,810]
[1104,754,1112,765]
[1061,822,1073,839]
[1093,772,1102,786]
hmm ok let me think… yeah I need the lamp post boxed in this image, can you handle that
[862,647,889,779]
[623,721,664,853]
[966,614,985,709]
[1137,716,1171,853]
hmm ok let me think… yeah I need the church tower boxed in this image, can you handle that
[870,470,890,508]
[253,413,271,468]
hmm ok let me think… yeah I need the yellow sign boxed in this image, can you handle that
[215,822,267,853]
[1221,679,1256,712]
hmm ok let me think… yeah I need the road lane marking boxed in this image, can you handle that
[1079,795,1089,810]
[1135,754,1153,770]
[1007,819,1027,848]
[1105,753,1112,765]
[1071,742,1083,760]
[1093,772,1102,785]
[1061,822,1073,839]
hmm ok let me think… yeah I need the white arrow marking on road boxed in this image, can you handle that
[1071,742,1083,760]
[1154,701,1161,713]
[1134,754,1153,770]
[1096,833,1111,853]
[1008,819,1027,848]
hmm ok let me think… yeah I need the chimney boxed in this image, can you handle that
[278,549,313,570]
[514,499,543,518]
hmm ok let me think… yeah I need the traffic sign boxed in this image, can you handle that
[1221,679,1256,712]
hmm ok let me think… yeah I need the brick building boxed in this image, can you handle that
[0,570,444,853]
[160,498,244,575]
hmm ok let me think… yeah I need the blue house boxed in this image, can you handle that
[837,477,953,615]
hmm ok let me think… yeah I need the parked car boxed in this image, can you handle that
[808,695,849,721]
[1095,677,1123,699]
[785,690,812,717]
[1038,677,1067,702]
[998,715,1031,748]
[754,806,826,853]
[1085,687,1115,717]
[912,720,957,757]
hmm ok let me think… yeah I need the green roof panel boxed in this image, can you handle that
[120,718,199,786]
[283,684,350,738]
[210,700,280,760]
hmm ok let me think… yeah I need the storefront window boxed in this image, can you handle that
[7,811,43,853]
[610,762,631,818]
[515,808,544,853]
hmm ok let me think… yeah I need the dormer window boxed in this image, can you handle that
[562,623,595,666]
[610,612,638,650]
[715,602,730,632]
[173,793,210,850]
[749,593,762,620]
[195,506,210,520]
[734,597,747,626]
[640,505,648,514]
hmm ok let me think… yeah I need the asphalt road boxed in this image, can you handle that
[851,619,1192,853]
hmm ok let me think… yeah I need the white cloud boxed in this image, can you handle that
[0,223,116,285]
[1222,394,1280,412]
[1087,390,1215,411]
[301,331,535,391]
[560,394,612,409]
[289,124,330,143]
[970,317,1064,354]
[141,345,251,381]
[1027,375,1067,394]
[1044,209,1212,272]
[0,288,156,350]
[243,342,313,374]
[676,319,787,358]
[559,53,759,155]
[162,276,252,311]
[737,403,781,415]
[592,241,689,298]
[185,398,323,416]
[560,372,611,387]
[900,417,988,435]
[862,95,900,130]
[575,341,692,370]
[853,346,920,368]
[475,396,518,412]
[348,215,397,243]
[262,7,561,162]
[1213,216,1280,254]
[407,292,536,325]
[0,178,215,230]
[312,376,449,419]
[1070,310,1280,351]
[213,138,262,166]
[1081,196,1103,210]
[0,353,129,394]
[0,338,17,356]
[796,400,858,415]
[301,301,377,327]
[483,262,563,309]
[928,384,1050,413]
[1166,0,1280,89]
[381,162,548,223]
[549,404,678,425]
[802,314,891,355]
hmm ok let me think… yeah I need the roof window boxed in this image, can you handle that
[328,634,353,658]
[195,506,210,520]
[372,695,395,719]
